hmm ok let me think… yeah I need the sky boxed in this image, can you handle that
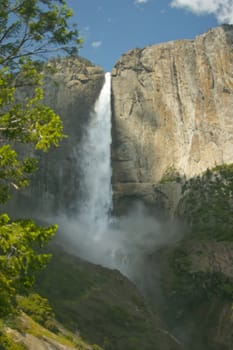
[66,0,233,71]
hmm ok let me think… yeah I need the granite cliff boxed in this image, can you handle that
[10,56,105,216]
[111,25,233,215]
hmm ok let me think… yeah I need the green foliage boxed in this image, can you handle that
[92,345,104,350]
[0,0,82,69]
[100,303,147,332]
[160,166,182,184]
[0,334,26,350]
[0,0,82,319]
[171,247,233,303]
[0,312,99,350]
[179,164,233,241]
[0,63,65,204]
[172,247,192,274]
[18,314,101,350]
[0,215,57,317]
[0,71,64,150]
[0,323,26,350]
[17,293,57,331]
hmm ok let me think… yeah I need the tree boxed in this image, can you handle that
[0,0,82,318]
[0,0,82,68]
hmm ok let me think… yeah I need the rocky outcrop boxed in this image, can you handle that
[5,313,98,350]
[7,330,82,350]
[10,57,105,217]
[111,25,233,214]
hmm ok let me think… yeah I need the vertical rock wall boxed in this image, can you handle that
[10,57,105,216]
[111,25,233,213]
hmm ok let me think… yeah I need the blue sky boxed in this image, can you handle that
[66,0,233,71]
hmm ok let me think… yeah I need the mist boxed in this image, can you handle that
[51,202,181,283]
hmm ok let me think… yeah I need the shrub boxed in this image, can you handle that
[17,293,58,332]
[0,330,26,350]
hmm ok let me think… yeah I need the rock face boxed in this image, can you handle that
[5,313,97,350]
[8,331,81,350]
[111,25,233,213]
[11,57,105,216]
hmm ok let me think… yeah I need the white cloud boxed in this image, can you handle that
[135,0,149,4]
[91,41,102,48]
[170,0,233,24]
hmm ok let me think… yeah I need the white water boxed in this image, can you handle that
[55,71,180,279]
[78,72,112,240]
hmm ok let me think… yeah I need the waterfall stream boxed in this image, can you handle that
[78,72,112,240]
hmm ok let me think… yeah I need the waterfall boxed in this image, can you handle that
[56,71,178,278]
[78,72,112,240]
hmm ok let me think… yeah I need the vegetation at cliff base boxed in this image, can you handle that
[166,164,233,326]
[0,0,82,328]
[179,164,233,241]
[171,246,233,302]
[159,166,182,184]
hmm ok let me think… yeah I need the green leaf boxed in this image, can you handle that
[0,0,80,318]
